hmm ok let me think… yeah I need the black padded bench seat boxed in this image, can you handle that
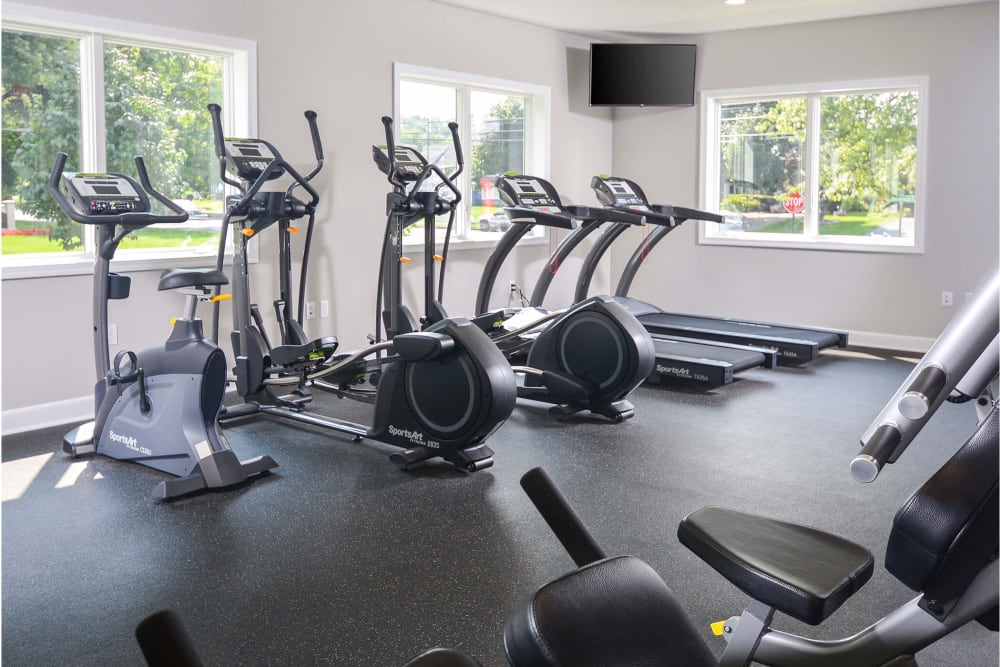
[503,555,717,667]
[678,507,874,626]
[158,268,229,291]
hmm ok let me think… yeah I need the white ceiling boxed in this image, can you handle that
[430,0,993,38]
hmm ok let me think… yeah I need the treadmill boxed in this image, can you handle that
[586,175,848,365]
[500,174,778,386]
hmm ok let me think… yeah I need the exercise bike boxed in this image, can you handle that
[209,105,516,472]
[51,153,277,500]
[503,267,999,666]
[134,260,998,660]
[372,118,654,422]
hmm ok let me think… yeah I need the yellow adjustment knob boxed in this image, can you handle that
[400,256,411,264]
[710,621,728,636]
[241,228,255,237]
[210,294,232,303]
[289,227,299,234]
[169,317,177,327]
[433,255,443,262]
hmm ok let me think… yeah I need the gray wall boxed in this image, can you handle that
[610,3,998,343]
[1,0,613,420]
[2,1,997,426]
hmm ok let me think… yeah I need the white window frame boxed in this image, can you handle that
[699,77,928,254]
[392,62,551,249]
[1,2,257,280]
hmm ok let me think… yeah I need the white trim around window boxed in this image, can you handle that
[392,62,551,250]
[1,3,257,280]
[698,76,929,254]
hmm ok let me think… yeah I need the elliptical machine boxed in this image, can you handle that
[51,153,277,500]
[209,105,516,471]
[372,119,654,422]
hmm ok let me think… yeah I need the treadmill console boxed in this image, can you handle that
[61,172,147,215]
[495,174,562,212]
[223,138,285,182]
[591,175,650,211]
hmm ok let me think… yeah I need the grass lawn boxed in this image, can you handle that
[2,222,219,254]
[760,211,898,235]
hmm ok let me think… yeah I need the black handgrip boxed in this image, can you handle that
[207,103,226,159]
[898,365,948,420]
[135,609,204,667]
[448,121,464,172]
[134,156,188,222]
[305,110,324,162]
[851,424,902,483]
[48,152,71,211]
[382,116,396,161]
[520,467,606,567]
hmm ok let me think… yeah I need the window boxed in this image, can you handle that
[393,63,550,245]
[1,4,255,278]
[700,78,926,253]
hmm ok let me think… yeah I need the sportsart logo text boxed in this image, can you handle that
[388,425,440,449]
[109,430,152,456]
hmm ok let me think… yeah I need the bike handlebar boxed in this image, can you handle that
[48,152,189,226]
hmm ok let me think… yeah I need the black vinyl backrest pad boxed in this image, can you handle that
[503,555,716,667]
[885,407,999,595]
[677,507,874,626]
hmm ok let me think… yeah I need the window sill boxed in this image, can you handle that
[1,247,231,281]
[698,231,923,254]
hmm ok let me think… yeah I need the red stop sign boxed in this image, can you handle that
[783,192,805,214]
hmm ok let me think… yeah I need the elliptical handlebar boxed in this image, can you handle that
[48,152,189,227]
[208,104,322,214]
[380,115,464,207]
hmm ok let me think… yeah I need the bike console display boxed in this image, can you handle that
[62,173,147,215]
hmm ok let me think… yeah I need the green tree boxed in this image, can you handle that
[2,31,223,250]
[2,31,83,247]
[470,97,524,190]
[819,92,917,212]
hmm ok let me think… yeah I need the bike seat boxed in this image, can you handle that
[678,507,874,625]
[158,268,229,290]
[504,555,716,667]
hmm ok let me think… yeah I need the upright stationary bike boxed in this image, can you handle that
[51,153,277,500]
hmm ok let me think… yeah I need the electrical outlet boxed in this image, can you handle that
[108,323,118,345]
[305,301,316,319]
[941,291,953,308]
[320,300,329,318]
[509,280,518,293]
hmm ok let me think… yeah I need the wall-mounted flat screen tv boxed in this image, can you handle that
[590,43,697,107]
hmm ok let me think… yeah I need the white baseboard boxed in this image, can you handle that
[845,330,935,354]
[0,330,936,435]
[2,396,92,436]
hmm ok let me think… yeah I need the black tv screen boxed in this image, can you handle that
[590,43,697,107]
